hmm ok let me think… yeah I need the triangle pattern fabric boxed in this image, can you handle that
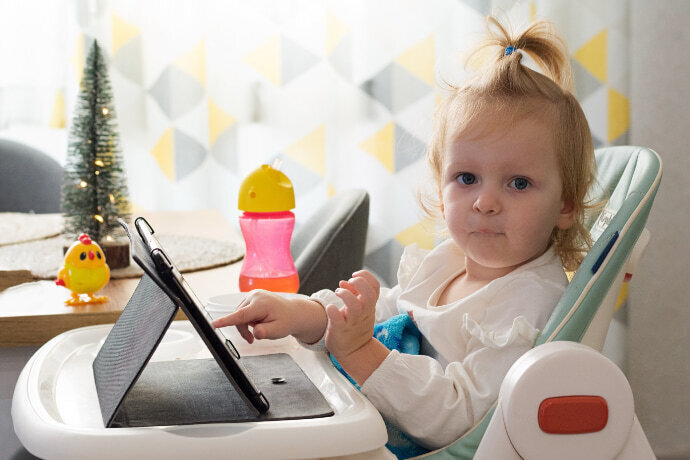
[49,91,66,129]
[111,12,140,55]
[572,58,602,101]
[152,128,175,181]
[328,34,354,83]
[574,29,608,83]
[208,98,236,147]
[284,125,326,176]
[211,126,239,173]
[394,124,426,173]
[149,66,205,119]
[113,35,143,85]
[395,220,435,250]
[244,34,281,86]
[282,36,320,86]
[175,40,206,87]
[173,128,207,181]
[362,63,432,113]
[359,122,394,173]
[326,10,348,55]
[607,87,629,143]
[396,35,435,86]
[276,153,322,198]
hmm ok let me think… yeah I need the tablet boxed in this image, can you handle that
[131,216,270,415]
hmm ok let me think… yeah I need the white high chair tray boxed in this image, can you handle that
[12,318,388,459]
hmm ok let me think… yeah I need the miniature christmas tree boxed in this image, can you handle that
[62,40,131,253]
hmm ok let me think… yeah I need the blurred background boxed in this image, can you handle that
[0,0,687,457]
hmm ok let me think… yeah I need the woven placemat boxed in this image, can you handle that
[0,234,244,280]
[0,213,63,246]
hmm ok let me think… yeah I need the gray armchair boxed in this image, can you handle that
[291,189,369,295]
[0,139,63,213]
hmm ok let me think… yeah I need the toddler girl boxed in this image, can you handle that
[212,14,596,454]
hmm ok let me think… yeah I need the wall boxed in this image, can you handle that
[629,1,690,458]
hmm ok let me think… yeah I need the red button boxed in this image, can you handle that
[538,396,608,434]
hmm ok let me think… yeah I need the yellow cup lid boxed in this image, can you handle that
[238,164,295,212]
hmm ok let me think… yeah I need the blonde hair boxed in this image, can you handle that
[421,16,597,271]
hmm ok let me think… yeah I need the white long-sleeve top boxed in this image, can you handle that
[307,239,568,449]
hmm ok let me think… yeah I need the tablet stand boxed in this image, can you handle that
[92,223,334,428]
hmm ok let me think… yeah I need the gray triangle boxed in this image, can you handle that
[364,240,404,288]
[391,63,432,113]
[113,35,143,84]
[328,35,354,83]
[395,124,427,172]
[572,58,602,101]
[174,129,207,181]
[149,68,173,116]
[211,126,239,173]
[282,37,320,86]
[275,153,321,198]
[592,134,605,149]
[361,63,394,111]
[149,67,204,119]
[458,0,491,16]
[611,130,630,146]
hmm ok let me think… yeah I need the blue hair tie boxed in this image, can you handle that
[504,46,516,56]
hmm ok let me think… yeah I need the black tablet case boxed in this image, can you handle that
[92,222,334,428]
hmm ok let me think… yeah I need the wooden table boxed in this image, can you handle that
[0,210,244,347]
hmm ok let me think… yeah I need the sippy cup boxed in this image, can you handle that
[237,161,299,293]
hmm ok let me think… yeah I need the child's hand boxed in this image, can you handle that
[211,290,327,344]
[325,270,380,360]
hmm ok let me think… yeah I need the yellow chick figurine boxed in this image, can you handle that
[56,233,110,306]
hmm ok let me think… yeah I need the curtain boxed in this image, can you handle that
[0,0,629,286]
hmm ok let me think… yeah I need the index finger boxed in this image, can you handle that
[211,306,260,329]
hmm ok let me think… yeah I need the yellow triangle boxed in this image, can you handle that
[326,10,348,55]
[285,125,326,176]
[608,87,630,142]
[49,91,66,129]
[175,40,206,87]
[574,29,607,83]
[244,34,281,86]
[615,280,629,311]
[396,35,435,86]
[327,183,336,197]
[208,98,236,146]
[530,2,537,22]
[359,123,395,173]
[112,12,140,55]
[71,35,85,86]
[152,128,175,181]
[396,220,435,250]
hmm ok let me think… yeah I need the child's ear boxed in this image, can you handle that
[557,200,576,230]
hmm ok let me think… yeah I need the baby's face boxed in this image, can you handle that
[440,116,575,278]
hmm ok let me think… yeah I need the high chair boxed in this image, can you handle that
[11,146,661,460]
[418,146,662,459]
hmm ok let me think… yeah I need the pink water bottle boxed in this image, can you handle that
[237,162,299,293]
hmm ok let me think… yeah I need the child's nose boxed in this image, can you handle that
[473,189,501,214]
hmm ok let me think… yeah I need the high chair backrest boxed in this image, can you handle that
[420,146,663,459]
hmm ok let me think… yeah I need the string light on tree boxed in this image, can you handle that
[61,39,131,268]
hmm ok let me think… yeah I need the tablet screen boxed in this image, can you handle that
[132,217,267,413]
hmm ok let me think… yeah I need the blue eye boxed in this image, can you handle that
[511,177,530,190]
[457,173,476,185]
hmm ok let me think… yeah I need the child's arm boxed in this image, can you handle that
[325,270,391,385]
[211,290,328,345]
